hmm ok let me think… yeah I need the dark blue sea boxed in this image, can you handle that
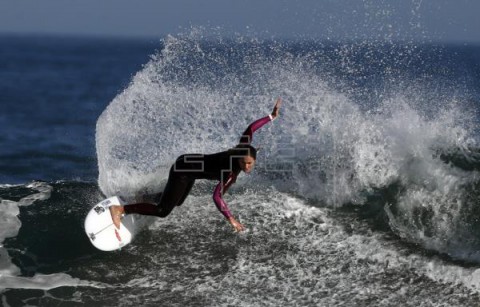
[2,32,480,306]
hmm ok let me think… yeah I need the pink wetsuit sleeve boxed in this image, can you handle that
[213,115,273,219]
[212,174,237,219]
[239,115,273,144]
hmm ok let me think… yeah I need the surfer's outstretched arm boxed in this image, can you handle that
[219,98,281,232]
[213,174,245,232]
[238,98,282,144]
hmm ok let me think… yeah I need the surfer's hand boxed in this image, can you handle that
[228,217,245,232]
[271,98,282,119]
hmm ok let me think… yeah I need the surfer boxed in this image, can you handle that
[110,98,281,232]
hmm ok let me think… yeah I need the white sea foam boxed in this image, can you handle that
[224,191,480,302]
[0,273,88,290]
[115,189,479,305]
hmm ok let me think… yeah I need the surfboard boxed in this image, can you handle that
[84,196,139,251]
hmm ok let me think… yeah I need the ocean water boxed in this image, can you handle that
[1,32,480,306]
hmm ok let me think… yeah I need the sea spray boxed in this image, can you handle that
[96,32,480,261]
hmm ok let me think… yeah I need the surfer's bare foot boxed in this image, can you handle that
[109,205,125,229]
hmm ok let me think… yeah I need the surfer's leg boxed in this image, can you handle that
[118,174,194,219]
[123,202,160,216]
[156,174,195,217]
[110,201,160,228]
[175,179,194,206]
[111,162,196,222]
[110,201,162,228]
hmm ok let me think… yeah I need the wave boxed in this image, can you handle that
[96,31,480,261]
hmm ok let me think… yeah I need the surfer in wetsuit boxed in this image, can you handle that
[110,98,282,232]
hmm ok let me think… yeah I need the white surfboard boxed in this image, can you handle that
[84,196,140,251]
